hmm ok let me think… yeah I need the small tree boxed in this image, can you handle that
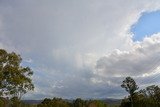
[146,85,160,104]
[121,77,138,107]
[0,49,34,100]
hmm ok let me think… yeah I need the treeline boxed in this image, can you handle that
[0,97,36,107]
[37,98,108,107]
[120,85,160,107]
[1,49,160,107]
[120,77,160,107]
[0,97,112,107]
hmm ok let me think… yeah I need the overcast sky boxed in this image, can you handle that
[0,0,160,99]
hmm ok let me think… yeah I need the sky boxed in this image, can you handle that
[0,0,160,99]
[132,10,160,41]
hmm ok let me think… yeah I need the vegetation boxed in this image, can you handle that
[121,77,138,107]
[120,77,160,107]
[37,98,71,107]
[0,49,34,99]
[0,49,160,107]
[37,98,108,107]
[0,49,34,107]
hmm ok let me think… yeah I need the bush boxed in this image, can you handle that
[0,97,6,107]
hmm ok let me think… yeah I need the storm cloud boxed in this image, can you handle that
[0,0,160,99]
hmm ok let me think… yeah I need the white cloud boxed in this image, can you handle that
[0,0,160,99]
[96,33,160,77]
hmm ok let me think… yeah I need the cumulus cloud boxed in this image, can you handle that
[96,34,160,77]
[96,34,160,93]
[0,0,160,99]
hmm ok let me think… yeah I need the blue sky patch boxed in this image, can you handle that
[131,10,160,41]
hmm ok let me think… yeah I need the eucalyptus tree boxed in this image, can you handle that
[0,49,34,100]
[121,77,138,107]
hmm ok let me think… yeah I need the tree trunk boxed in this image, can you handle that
[130,94,133,107]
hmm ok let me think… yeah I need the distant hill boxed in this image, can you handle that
[22,98,121,105]
[100,98,121,105]
[22,100,42,104]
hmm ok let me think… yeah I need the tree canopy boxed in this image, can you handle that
[121,77,138,107]
[0,49,34,99]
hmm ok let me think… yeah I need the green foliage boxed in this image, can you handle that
[121,77,138,95]
[10,97,22,107]
[0,97,37,107]
[87,100,108,107]
[146,85,160,103]
[120,84,160,107]
[37,98,108,107]
[0,49,34,99]
[0,97,7,107]
[121,77,138,107]
[73,98,86,107]
[37,97,71,107]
